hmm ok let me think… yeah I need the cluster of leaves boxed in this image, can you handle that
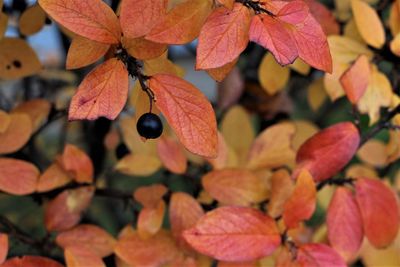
[0,0,400,266]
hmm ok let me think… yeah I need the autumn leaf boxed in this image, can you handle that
[12,99,51,132]
[258,53,290,95]
[283,170,316,229]
[157,136,187,174]
[207,58,239,82]
[355,178,400,248]
[133,184,168,209]
[0,113,32,155]
[327,187,363,261]
[122,37,167,60]
[202,169,269,206]
[149,74,218,157]
[305,0,339,36]
[297,243,346,267]
[19,4,46,36]
[196,3,251,70]
[217,0,235,9]
[1,256,63,267]
[37,162,72,193]
[65,245,105,267]
[68,58,129,121]
[183,206,281,262]
[0,233,8,264]
[294,122,360,182]
[137,200,166,239]
[0,158,39,195]
[115,153,161,176]
[38,0,121,44]
[267,169,295,218]
[120,0,167,39]
[59,144,93,184]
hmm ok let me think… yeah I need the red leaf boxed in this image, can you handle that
[305,0,340,36]
[149,74,218,157]
[183,206,281,262]
[283,170,316,229]
[0,158,39,195]
[0,233,8,264]
[38,0,121,44]
[196,4,251,69]
[297,243,346,267]
[249,14,297,65]
[327,187,363,261]
[294,122,360,182]
[60,144,94,183]
[1,256,63,267]
[355,178,400,248]
[120,0,167,39]
[68,58,129,121]
[340,55,370,104]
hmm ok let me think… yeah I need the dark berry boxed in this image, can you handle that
[136,113,163,139]
[115,143,130,159]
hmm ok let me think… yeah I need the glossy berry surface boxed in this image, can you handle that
[136,113,163,139]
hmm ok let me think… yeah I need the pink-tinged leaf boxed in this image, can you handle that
[0,233,8,264]
[183,206,281,262]
[0,158,39,195]
[294,122,360,182]
[355,178,400,248]
[283,170,316,229]
[249,14,298,65]
[157,136,187,174]
[339,55,370,105]
[196,3,251,69]
[327,187,363,261]
[59,144,94,184]
[1,256,63,267]
[305,0,340,36]
[38,0,121,44]
[68,58,129,121]
[297,243,346,267]
[149,74,218,157]
[278,1,332,73]
[120,0,167,39]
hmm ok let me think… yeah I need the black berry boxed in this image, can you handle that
[136,113,163,139]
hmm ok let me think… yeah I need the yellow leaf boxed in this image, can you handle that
[328,36,373,64]
[357,139,388,167]
[115,154,161,177]
[258,53,290,95]
[323,62,348,101]
[390,33,400,57]
[359,234,400,267]
[389,0,400,36]
[292,120,319,151]
[307,78,328,111]
[289,58,310,76]
[343,19,364,43]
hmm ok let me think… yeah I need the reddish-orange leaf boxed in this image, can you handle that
[137,200,166,239]
[278,1,332,73]
[0,113,32,155]
[355,178,400,248]
[59,144,93,184]
[249,14,297,65]
[133,184,168,209]
[283,170,316,229]
[122,37,167,60]
[38,0,121,44]
[297,243,346,267]
[37,162,72,192]
[44,186,95,232]
[146,0,212,45]
[120,0,167,39]
[149,74,218,157]
[66,36,110,70]
[305,0,340,36]
[202,168,269,206]
[169,192,205,250]
[0,158,39,195]
[56,224,116,257]
[68,58,129,121]
[157,136,187,174]
[268,169,295,219]
[207,58,239,82]
[340,55,370,105]
[183,206,281,262]
[0,233,8,264]
[196,3,251,70]
[327,187,363,261]
[1,256,63,267]
[65,245,105,267]
[115,229,180,267]
[294,122,360,182]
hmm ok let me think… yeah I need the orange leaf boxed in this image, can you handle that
[133,184,168,208]
[1,256,63,267]
[202,168,269,206]
[0,158,39,195]
[66,36,110,70]
[137,200,166,239]
[157,136,187,174]
[122,37,167,60]
[59,144,93,184]
[56,224,116,257]
[44,186,94,232]
[283,170,316,229]
[68,58,129,121]
[196,3,251,69]
[169,192,205,250]
[355,178,400,248]
[12,99,51,132]
[0,113,32,155]
[120,0,167,39]
[217,0,235,9]
[146,0,212,44]
[267,169,295,219]
[340,55,370,104]
[149,74,218,157]
[183,206,281,262]
[294,122,360,182]
[65,245,105,267]
[37,162,72,192]
[297,243,346,267]
[249,14,297,65]
[207,58,239,82]
[0,111,10,133]
[0,233,8,264]
[327,187,363,261]
[38,0,121,44]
